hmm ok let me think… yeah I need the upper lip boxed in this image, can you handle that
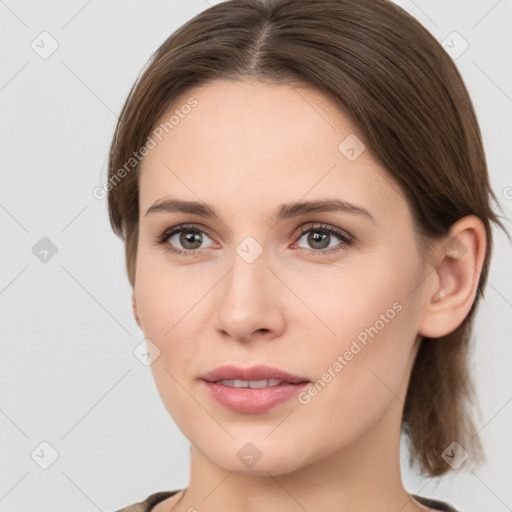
[201,365,309,384]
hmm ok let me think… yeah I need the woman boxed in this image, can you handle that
[107,0,509,511]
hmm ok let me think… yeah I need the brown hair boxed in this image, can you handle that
[107,0,509,476]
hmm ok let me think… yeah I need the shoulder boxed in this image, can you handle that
[412,494,462,512]
[112,490,181,512]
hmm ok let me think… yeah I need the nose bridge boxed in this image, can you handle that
[214,237,284,340]
[223,242,270,313]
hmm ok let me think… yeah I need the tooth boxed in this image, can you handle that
[248,380,268,388]
[250,379,282,388]
[216,379,283,388]
[217,379,236,387]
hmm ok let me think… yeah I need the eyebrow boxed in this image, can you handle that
[145,197,375,223]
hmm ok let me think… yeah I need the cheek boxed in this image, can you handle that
[285,269,418,458]
[136,263,202,425]
[290,252,419,392]
[134,245,210,334]
[283,254,404,338]
[134,251,223,394]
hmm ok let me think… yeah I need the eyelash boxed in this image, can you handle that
[155,222,354,257]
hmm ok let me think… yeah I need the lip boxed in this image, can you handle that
[200,364,310,413]
[201,364,309,384]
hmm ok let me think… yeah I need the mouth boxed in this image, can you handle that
[200,364,310,413]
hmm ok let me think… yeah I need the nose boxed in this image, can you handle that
[214,248,286,343]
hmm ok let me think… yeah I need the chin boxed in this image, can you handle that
[197,436,311,476]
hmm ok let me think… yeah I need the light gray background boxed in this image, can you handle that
[1,1,511,511]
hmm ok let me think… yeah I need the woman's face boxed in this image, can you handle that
[133,78,434,475]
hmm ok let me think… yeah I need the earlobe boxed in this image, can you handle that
[132,293,141,329]
[418,215,487,338]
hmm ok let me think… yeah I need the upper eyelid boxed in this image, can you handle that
[296,223,352,237]
[162,223,215,240]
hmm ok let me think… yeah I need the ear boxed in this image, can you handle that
[132,293,142,329]
[418,215,487,338]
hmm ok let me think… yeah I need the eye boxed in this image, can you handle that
[156,224,216,256]
[293,223,354,255]
[155,222,354,258]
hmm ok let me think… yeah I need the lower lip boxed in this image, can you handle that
[201,380,310,413]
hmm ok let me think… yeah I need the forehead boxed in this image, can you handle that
[139,79,407,223]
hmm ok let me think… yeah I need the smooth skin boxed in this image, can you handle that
[131,79,486,512]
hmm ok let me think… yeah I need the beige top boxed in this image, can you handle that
[113,490,461,512]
